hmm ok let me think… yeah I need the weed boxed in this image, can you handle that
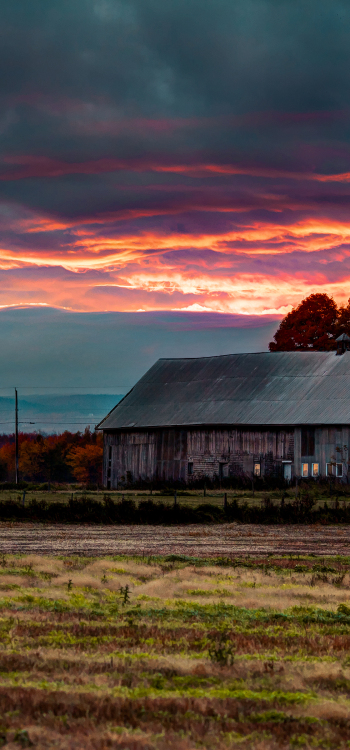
[13,729,33,747]
[67,579,73,591]
[250,709,289,723]
[119,584,131,606]
[150,673,165,689]
[208,631,235,666]
[332,573,346,585]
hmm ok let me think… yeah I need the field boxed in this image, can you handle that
[1,486,349,511]
[1,553,350,747]
[3,523,350,556]
[0,489,264,511]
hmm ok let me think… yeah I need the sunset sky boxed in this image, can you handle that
[1,0,350,319]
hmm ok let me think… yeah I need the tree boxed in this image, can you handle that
[19,438,44,481]
[269,293,339,351]
[66,443,103,485]
[337,298,350,337]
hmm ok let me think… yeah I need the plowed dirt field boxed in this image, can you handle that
[0,522,350,556]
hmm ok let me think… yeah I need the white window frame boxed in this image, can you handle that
[312,463,319,477]
[302,463,308,477]
[326,463,333,476]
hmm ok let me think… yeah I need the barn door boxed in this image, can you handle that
[283,463,291,481]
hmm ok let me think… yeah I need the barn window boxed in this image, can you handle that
[312,463,319,477]
[336,463,343,477]
[302,463,309,477]
[326,463,334,476]
[254,463,261,477]
[188,462,193,476]
[301,428,315,456]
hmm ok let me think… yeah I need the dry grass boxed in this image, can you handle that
[0,553,350,747]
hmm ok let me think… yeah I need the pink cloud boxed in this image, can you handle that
[3,153,350,184]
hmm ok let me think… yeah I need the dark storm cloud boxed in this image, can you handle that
[1,0,350,161]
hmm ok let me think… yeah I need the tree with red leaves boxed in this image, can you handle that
[337,298,350,337]
[66,442,103,485]
[269,293,339,351]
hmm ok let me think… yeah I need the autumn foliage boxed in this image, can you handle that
[0,428,103,485]
[66,443,103,484]
[269,293,350,351]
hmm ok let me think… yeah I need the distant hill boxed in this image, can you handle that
[0,394,124,434]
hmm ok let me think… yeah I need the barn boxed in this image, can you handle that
[97,337,350,487]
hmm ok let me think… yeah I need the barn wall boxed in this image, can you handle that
[187,428,295,481]
[103,426,349,486]
[299,426,349,480]
[103,429,187,487]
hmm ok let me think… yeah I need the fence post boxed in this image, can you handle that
[174,490,177,507]
[224,492,227,512]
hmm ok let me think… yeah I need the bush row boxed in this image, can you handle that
[0,496,350,524]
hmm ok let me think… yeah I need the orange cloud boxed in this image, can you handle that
[1,216,350,275]
[1,193,350,316]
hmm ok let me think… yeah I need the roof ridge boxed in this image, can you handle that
[157,350,334,361]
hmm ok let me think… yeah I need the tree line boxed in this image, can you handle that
[0,428,103,485]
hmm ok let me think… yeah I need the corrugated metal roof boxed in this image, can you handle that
[97,351,350,429]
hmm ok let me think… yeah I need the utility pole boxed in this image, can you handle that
[15,388,18,485]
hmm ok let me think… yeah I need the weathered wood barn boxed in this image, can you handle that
[97,341,350,486]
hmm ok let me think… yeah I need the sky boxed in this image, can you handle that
[1,0,350,319]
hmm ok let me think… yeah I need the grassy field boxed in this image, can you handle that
[1,488,260,510]
[1,485,348,511]
[0,555,350,747]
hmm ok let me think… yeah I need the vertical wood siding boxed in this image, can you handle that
[103,426,348,486]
